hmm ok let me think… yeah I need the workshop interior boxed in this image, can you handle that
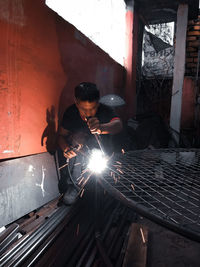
[0,1,200,266]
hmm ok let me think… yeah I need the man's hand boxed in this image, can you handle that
[87,117,123,135]
[63,144,83,159]
[87,117,101,134]
[63,148,77,159]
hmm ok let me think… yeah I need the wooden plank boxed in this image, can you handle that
[122,223,148,267]
[170,4,188,144]
[0,152,59,227]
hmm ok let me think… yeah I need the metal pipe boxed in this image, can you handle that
[0,206,69,266]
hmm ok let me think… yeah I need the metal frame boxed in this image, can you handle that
[99,148,200,242]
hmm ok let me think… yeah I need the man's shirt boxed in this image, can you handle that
[61,103,119,153]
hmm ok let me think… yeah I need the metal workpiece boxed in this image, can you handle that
[99,148,200,242]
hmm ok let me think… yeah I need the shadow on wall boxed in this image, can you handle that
[54,16,122,123]
[41,106,57,154]
[57,82,74,126]
[55,17,88,123]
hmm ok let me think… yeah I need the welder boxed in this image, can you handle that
[57,82,122,205]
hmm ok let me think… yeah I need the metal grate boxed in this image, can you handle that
[100,148,200,242]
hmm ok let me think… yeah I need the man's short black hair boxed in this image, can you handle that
[75,82,100,102]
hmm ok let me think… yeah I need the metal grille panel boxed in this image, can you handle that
[100,149,200,242]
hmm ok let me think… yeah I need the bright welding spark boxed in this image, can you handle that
[78,177,85,185]
[87,149,108,174]
[80,188,85,198]
[82,173,92,187]
[59,162,68,170]
[74,162,81,166]
[140,228,146,244]
[117,168,123,174]
[76,168,89,181]
[112,173,118,184]
[121,149,125,154]
[81,168,89,176]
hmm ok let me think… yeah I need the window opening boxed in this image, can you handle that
[46,0,126,65]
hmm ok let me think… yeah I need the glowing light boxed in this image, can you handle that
[45,0,126,65]
[88,149,107,174]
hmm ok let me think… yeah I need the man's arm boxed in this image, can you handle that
[87,117,122,135]
[100,119,123,134]
[57,126,77,159]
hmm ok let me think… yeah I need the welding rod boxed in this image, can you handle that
[93,133,104,154]
[86,116,104,154]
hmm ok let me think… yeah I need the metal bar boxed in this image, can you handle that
[66,227,94,267]
[96,238,113,267]
[0,224,19,253]
[0,206,70,266]
[107,208,128,256]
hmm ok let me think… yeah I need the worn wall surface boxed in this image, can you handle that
[181,77,195,128]
[0,0,124,159]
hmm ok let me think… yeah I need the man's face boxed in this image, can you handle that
[75,100,99,120]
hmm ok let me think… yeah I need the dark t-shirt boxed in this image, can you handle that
[61,103,118,154]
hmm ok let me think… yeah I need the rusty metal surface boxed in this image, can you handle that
[100,148,200,242]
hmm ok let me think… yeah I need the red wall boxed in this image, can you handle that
[0,0,124,159]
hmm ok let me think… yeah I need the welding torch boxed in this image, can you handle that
[59,117,104,171]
